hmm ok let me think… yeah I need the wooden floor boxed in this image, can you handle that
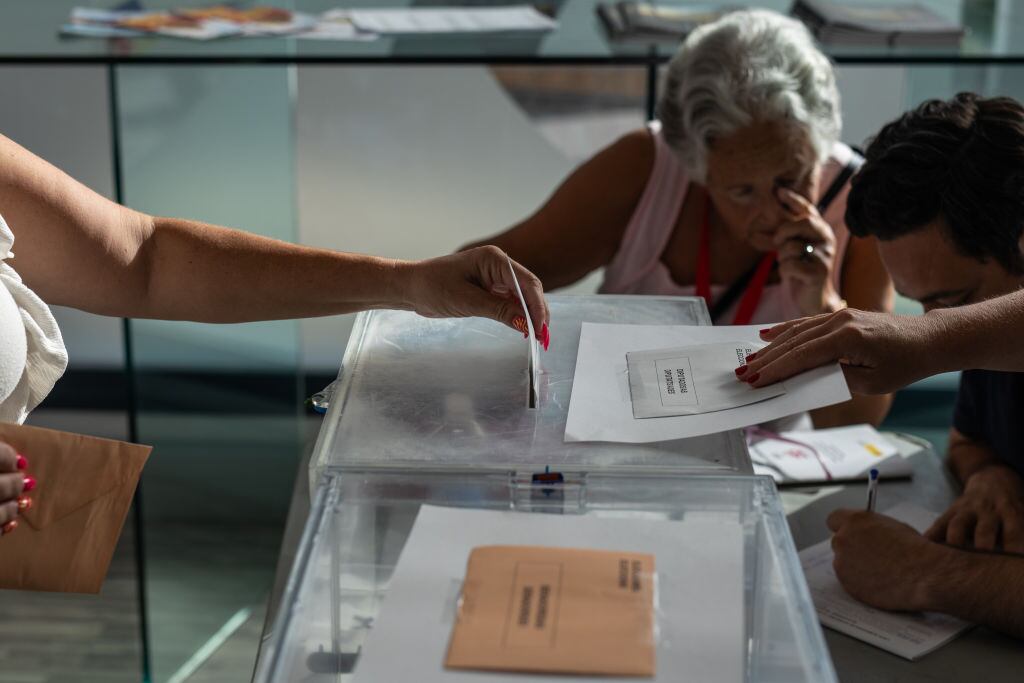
[0,513,143,683]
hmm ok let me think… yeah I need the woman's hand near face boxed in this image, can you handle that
[774,187,844,316]
[0,442,32,537]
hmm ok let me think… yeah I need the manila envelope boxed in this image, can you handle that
[0,422,151,593]
[445,545,656,677]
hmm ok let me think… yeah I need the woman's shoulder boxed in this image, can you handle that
[578,126,660,209]
[823,141,860,177]
[603,126,657,176]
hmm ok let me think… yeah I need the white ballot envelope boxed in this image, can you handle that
[566,323,850,443]
[507,256,540,407]
[626,342,786,418]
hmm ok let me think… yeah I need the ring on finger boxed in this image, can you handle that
[800,243,815,262]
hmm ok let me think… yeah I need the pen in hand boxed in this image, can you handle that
[865,468,879,512]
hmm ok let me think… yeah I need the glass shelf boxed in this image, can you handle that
[1,0,1021,65]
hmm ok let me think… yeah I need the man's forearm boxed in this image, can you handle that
[946,431,1005,485]
[136,217,414,322]
[931,289,1024,374]
[929,548,1024,638]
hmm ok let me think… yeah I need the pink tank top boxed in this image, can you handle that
[600,121,855,326]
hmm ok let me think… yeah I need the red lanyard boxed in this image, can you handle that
[695,195,776,326]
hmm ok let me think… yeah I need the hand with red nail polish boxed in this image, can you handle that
[400,246,551,341]
[0,441,26,534]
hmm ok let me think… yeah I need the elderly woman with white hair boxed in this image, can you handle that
[465,9,893,427]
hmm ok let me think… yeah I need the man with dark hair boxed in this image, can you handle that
[745,93,1024,638]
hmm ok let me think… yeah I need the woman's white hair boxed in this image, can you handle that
[657,9,841,182]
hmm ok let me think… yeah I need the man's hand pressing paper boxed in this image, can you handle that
[736,308,945,394]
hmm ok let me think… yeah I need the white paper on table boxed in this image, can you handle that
[566,323,850,443]
[353,505,744,683]
[298,11,379,40]
[349,6,557,34]
[507,256,539,407]
[751,425,913,484]
[626,342,786,418]
[237,12,318,36]
[800,502,971,660]
[154,20,242,40]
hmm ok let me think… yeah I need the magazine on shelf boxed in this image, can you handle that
[791,0,964,47]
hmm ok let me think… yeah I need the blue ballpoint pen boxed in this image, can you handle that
[865,468,879,512]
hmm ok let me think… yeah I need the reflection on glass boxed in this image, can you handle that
[117,64,304,682]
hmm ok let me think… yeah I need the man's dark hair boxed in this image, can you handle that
[846,92,1024,274]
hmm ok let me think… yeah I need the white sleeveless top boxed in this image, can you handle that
[0,213,67,423]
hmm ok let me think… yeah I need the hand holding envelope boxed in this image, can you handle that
[0,422,151,593]
[0,441,32,535]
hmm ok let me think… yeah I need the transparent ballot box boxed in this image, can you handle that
[255,470,837,683]
[310,295,751,481]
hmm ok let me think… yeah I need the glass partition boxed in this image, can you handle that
[115,64,306,682]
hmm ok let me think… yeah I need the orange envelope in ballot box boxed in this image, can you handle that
[0,422,151,593]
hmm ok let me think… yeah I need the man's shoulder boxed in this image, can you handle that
[960,367,1024,396]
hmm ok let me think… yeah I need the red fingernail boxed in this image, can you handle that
[735,365,748,376]
[16,496,31,512]
[2,520,17,535]
[746,372,760,383]
[15,454,27,470]
[746,352,757,361]
[541,324,550,351]
[22,476,36,493]
[759,329,771,337]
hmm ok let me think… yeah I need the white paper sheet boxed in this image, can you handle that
[566,323,850,443]
[800,502,971,660]
[507,256,539,407]
[349,6,557,34]
[626,342,786,418]
[750,424,913,484]
[298,11,378,40]
[354,505,744,683]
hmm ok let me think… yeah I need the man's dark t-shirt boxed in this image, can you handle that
[954,369,1024,477]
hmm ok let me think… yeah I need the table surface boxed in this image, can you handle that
[4,0,1024,64]
[782,434,1024,683]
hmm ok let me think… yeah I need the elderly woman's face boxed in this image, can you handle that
[704,120,821,252]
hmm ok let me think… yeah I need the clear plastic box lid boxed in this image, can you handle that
[255,470,836,683]
[310,295,751,480]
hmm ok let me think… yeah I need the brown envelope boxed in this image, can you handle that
[445,545,656,677]
[0,422,151,594]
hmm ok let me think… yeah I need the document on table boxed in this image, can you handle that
[353,505,744,683]
[800,502,971,660]
[565,323,850,443]
[297,9,379,41]
[750,424,914,484]
[348,6,557,34]
[445,546,656,677]
[627,342,786,418]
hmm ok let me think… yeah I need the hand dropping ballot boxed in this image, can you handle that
[627,342,785,418]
